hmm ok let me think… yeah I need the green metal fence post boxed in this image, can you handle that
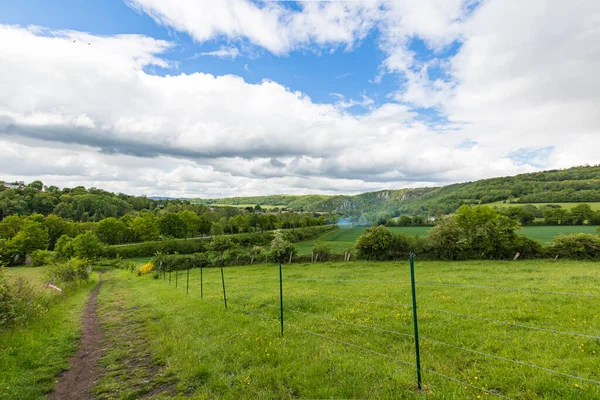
[409,253,422,390]
[220,266,227,309]
[186,268,190,294]
[279,263,284,336]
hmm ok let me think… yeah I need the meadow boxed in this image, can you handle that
[90,259,599,399]
[0,267,98,399]
[295,226,600,254]
[490,202,600,211]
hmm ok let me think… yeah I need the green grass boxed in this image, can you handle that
[0,267,98,400]
[296,227,431,255]
[519,226,600,245]
[490,202,600,211]
[296,226,600,253]
[94,261,600,399]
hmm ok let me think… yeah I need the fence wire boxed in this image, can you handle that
[225,275,600,298]
[272,303,600,386]
[295,291,600,340]
[289,324,513,400]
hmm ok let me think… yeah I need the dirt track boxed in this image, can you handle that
[48,278,103,400]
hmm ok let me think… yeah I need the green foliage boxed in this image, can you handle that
[151,252,208,272]
[44,258,91,285]
[54,235,75,260]
[129,213,160,242]
[269,230,296,263]
[311,242,332,261]
[0,215,24,239]
[159,213,186,238]
[548,233,600,259]
[30,250,54,267]
[355,225,394,260]
[71,231,104,260]
[95,217,127,244]
[0,268,50,328]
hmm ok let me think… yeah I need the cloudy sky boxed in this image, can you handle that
[1,1,599,198]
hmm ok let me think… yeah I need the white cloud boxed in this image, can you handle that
[196,46,240,59]
[1,0,600,197]
[125,0,383,54]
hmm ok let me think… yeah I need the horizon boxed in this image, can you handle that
[1,1,599,198]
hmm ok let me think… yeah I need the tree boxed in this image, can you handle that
[54,235,75,260]
[44,214,69,249]
[96,217,127,244]
[129,214,160,242]
[8,221,49,258]
[268,230,296,263]
[210,222,224,236]
[198,215,212,237]
[570,204,593,225]
[0,215,23,239]
[71,231,103,260]
[178,210,200,239]
[159,213,186,238]
[355,225,394,260]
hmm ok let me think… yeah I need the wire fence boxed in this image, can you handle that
[156,260,600,398]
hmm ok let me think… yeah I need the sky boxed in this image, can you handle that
[0,0,599,198]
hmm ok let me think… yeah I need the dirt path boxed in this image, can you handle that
[48,277,103,400]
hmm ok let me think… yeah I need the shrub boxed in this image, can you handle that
[311,242,332,261]
[355,225,394,260]
[548,233,600,259]
[54,235,74,260]
[44,258,91,286]
[71,231,104,260]
[269,230,296,263]
[137,262,154,276]
[30,250,54,267]
[0,267,52,328]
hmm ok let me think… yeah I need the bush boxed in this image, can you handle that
[137,262,154,276]
[269,230,296,263]
[44,258,91,286]
[548,233,600,259]
[152,253,209,272]
[54,235,74,260]
[104,226,335,259]
[30,250,54,267]
[355,225,394,260]
[311,242,332,261]
[0,267,52,328]
[71,231,104,260]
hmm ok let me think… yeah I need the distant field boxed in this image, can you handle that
[490,201,600,211]
[520,225,599,244]
[205,203,282,210]
[296,227,431,255]
[296,226,600,254]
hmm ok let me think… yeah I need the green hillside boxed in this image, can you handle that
[196,165,600,217]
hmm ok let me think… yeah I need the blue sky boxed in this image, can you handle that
[0,1,598,197]
[1,0,406,112]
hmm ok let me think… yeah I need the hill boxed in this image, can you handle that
[196,165,600,218]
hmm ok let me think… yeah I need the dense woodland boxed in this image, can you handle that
[0,181,330,266]
[201,165,600,220]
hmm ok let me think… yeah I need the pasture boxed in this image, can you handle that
[490,202,600,211]
[92,260,600,399]
[296,226,600,254]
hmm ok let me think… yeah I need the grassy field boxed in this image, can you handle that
[296,227,431,255]
[91,260,600,399]
[0,267,98,399]
[490,202,600,211]
[296,226,600,254]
